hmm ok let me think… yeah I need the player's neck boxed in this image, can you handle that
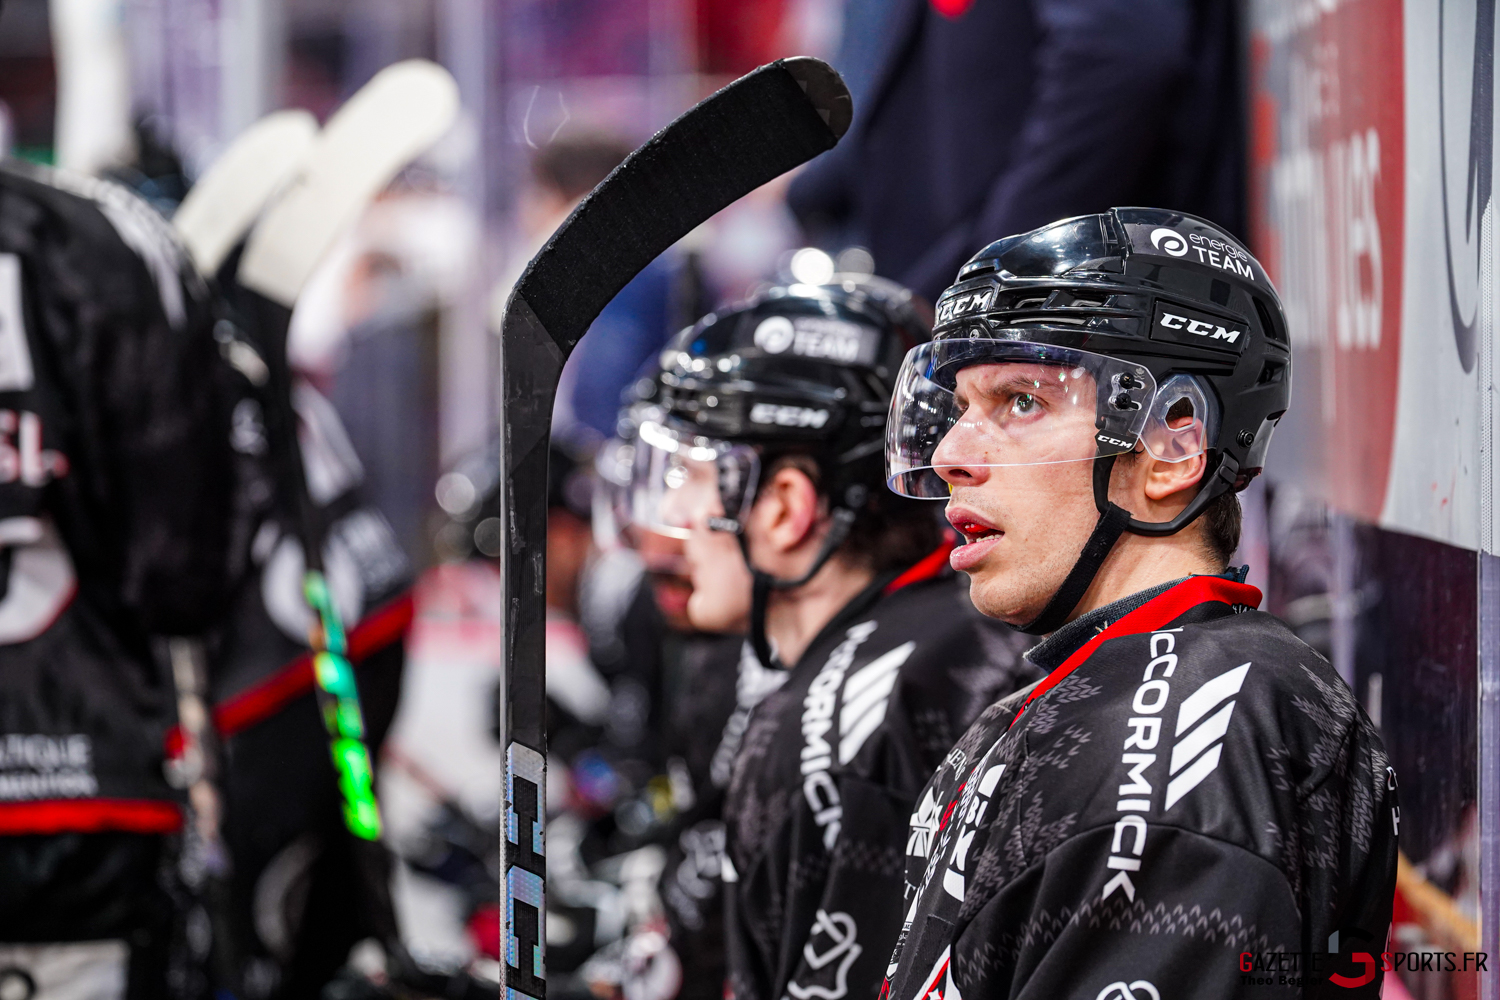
[765,555,876,668]
[1066,529,1220,626]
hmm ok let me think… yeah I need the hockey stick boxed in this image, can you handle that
[236,58,457,850]
[161,111,320,995]
[497,56,851,1000]
[228,61,485,992]
[174,109,319,276]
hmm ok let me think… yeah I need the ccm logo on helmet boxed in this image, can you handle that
[1161,313,1241,344]
[935,288,994,325]
[1149,303,1248,355]
[751,403,830,429]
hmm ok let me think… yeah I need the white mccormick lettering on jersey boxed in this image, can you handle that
[787,910,863,1000]
[750,403,830,429]
[802,621,878,849]
[1164,662,1250,810]
[1102,628,1183,902]
[1158,311,1243,345]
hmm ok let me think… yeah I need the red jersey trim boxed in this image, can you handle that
[162,593,414,759]
[0,798,182,834]
[214,592,414,737]
[1010,576,1262,728]
[884,534,959,596]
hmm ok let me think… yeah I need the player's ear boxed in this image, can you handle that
[1141,449,1208,504]
[757,466,822,554]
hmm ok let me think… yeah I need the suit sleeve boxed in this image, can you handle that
[900,0,1195,296]
[954,825,1307,1000]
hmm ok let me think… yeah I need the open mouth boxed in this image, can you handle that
[947,510,1002,544]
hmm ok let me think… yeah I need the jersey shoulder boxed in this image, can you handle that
[1020,608,1390,875]
[0,163,201,326]
[868,572,1036,693]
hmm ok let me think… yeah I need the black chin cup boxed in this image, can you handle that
[1014,449,1238,636]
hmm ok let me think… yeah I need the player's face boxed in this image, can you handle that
[633,528,695,632]
[669,456,754,634]
[934,363,1104,625]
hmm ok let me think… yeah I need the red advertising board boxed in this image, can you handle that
[1250,1,1405,524]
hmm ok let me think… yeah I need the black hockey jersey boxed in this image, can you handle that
[663,636,783,1000]
[0,163,229,831]
[880,576,1399,1000]
[723,551,1037,1000]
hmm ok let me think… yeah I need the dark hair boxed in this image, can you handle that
[532,135,634,201]
[762,452,944,575]
[1201,489,1242,566]
[1112,444,1240,567]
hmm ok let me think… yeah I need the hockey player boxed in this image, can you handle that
[0,161,232,993]
[878,209,1398,1000]
[631,277,1036,1000]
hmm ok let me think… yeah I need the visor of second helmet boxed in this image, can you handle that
[886,339,1210,499]
[630,415,761,539]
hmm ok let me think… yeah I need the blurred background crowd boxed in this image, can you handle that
[0,1,1485,999]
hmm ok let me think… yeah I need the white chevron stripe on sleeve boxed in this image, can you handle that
[837,641,916,765]
[1164,744,1224,809]
[1169,701,1236,775]
[1175,662,1250,735]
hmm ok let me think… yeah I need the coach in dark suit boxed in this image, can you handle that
[790,0,1244,301]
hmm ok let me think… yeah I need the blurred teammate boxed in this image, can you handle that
[207,350,412,996]
[632,277,1035,1000]
[0,161,232,995]
[878,209,1397,999]
[599,409,758,1000]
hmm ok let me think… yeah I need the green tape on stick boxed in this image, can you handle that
[305,570,383,841]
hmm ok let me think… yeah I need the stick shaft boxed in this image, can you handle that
[497,58,851,1000]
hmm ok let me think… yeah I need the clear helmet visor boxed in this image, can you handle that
[885,339,1212,499]
[592,434,635,548]
[630,417,760,539]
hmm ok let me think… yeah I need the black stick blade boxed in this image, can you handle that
[512,56,851,360]
[498,57,850,1000]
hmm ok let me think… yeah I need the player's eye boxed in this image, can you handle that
[1010,393,1037,416]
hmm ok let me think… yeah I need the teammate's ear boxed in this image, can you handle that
[757,466,822,554]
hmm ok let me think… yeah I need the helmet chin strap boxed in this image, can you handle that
[1014,447,1238,635]
[1014,455,1130,637]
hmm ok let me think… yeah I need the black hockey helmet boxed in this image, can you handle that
[886,207,1291,632]
[633,275,931,664]
[639,274,929,531]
